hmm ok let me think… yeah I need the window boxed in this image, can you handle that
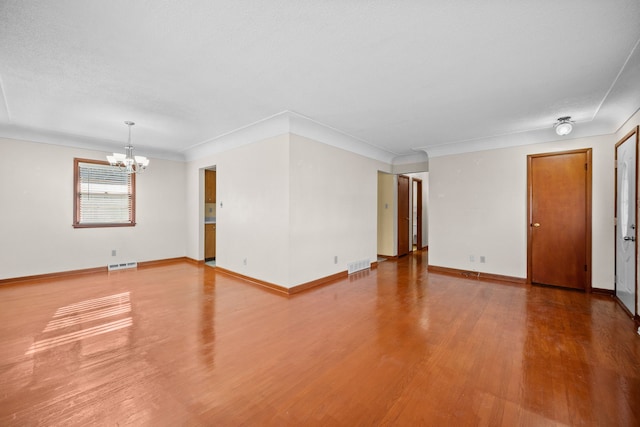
[73,158,136,228]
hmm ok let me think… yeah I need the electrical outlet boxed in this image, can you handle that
[469,255,475,262]
[243,258,247,266]
[112,250,116,256]
[334,256,338,264]
[480,256,486,263]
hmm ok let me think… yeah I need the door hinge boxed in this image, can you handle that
[585,163,588,170]
[584,264,587,272]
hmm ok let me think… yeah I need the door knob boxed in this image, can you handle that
[531,223,540,227]
[624,236,635,241]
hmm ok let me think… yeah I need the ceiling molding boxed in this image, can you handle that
[287,111,396,164]
[422,124,612,158]
[0,122,185,161]
[182,111,291,161]
[592,36,640,122]
[0,110,396,165]
[0,75,10,123]
[183,111,397,164]
[423,40,640,158]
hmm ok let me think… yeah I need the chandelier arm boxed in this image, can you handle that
[106,121,149,174]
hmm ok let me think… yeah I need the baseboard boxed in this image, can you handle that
[377,247,427,259]
[596,292,640,331]
[0,256,197,286]
[591,288,615,296]
[613,294,636,319]
[428,265,526,285]
[138,257,196,268]
[215,267,290,294]
[2,257,364,295]
[216,267,349,295]
[289,271,348,294]
[0,266,107,286]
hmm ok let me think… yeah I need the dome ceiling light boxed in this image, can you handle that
[554,116,574,136]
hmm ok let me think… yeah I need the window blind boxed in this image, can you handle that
[75,160,135,226]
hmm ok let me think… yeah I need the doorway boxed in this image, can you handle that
[412,178,423,251]
[204,168,217,267]
[397,175,410,257]
[527,149,592,290]
[615,126,639,317]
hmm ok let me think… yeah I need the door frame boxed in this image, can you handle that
[203,166,217,263]
[614,126,639,318]
[397,175,410,257]
[526,148,592,291]
[412,178,423,251]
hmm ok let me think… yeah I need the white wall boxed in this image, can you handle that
[218,135,291,285]
[617,109,640,139]
[429,133,615,289]
[186,134,291,285]
[289,134,379,285]
[0,137,186,280]
[186,133,384,288]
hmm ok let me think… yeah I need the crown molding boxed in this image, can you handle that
[182,111,291,161]
[0,122,185,161]
[183,110,397,164]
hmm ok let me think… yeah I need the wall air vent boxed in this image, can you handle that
[108,261,138,271]
[347,258,371,275]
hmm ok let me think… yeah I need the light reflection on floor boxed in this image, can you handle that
[25,292,132,355]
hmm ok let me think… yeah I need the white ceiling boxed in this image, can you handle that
[1,1,639,161]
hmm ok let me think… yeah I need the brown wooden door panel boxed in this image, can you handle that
[398,175,410,257]
[528,150,591,290]
[205,224,216,259]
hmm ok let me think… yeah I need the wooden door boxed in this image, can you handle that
[205,224,216,259]
[398,175,410,257]
[205,170,216,203]
[528,149,591,290]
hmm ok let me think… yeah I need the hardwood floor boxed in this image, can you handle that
[1,251,639,426]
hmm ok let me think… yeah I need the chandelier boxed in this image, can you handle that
[107,121,150,173]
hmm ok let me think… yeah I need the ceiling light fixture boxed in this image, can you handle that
[554,116,574,136]
[107,121,150,174]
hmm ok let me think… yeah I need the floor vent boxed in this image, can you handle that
[108,261,138,271]
[348,258,371,274]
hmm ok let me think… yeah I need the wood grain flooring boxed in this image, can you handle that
[1,251,639,426]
